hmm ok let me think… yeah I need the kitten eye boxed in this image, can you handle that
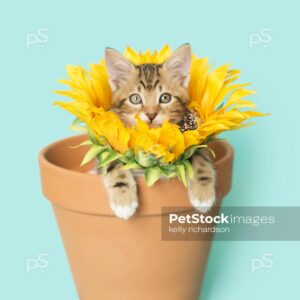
[129,94,142,105]
[159,93,172,104]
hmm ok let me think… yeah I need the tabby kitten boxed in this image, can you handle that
[104,44,215,219]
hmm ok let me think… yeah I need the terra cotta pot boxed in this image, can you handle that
[38,135,233,300]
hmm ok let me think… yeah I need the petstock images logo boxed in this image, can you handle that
[161,206,300,241]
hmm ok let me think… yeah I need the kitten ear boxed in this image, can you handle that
[105,47,134,91]
[163,44,192,88]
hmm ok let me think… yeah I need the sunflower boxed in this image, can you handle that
[54,45,266,186]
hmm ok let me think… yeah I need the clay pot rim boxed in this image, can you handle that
[39,134,233,179]
[39,135,233,216]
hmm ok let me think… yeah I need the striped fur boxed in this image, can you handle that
[109,61,189,127]
[103,44,216,219]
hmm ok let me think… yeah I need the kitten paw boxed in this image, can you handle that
[103,166,138,220]
[188,153,216,213]
[106,184,139,220]
[110,197,138,220]
[188,175,216,213]
[189,195,215,213]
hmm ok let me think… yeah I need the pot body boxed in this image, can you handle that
[39,135,233,300]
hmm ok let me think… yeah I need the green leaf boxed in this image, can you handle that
[69,139,93,149]
[97,150,122,167]
[145,167,162,186]
[160,164,176,177]
[182,160,194,180]
[98,135,109,145]
[197,147,216,160]
[176,164,187,187]
[207,148,216,159]
[117,149,134,164]
[69,118,88,133]
[117,156,129,164]
[135,151,158,168]
[124,149,135,160]
[81,145,103,166]
[97,149,110,163]
[69,124,88,133]
[162,171,177,179]
[180,144,208,160]
[122,160,141,170]
[71,117,83,126]
[88,130,100,145]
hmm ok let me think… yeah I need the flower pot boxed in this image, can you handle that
[38,135,233,300]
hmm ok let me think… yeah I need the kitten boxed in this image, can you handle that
[104,44,215,219]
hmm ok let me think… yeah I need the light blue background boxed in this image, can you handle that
[1,0,299,299]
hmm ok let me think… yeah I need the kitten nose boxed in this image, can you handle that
[146,112,158,122]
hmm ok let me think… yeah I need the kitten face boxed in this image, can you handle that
[105,44,192,127]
